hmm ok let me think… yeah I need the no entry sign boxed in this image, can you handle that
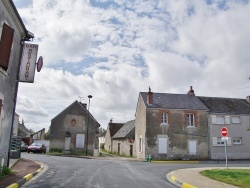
[221,127,228,137]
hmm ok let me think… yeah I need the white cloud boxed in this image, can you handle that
[14,0,250,132]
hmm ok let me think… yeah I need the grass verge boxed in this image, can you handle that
[201,169,250,188]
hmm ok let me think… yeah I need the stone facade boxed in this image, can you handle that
[104,121,124,152]
[135,87,209,161]
[112,120,135,157]
[0,0,33,166]
[112,138,135,157]
[144,109,208,160]
[50,101,100,155]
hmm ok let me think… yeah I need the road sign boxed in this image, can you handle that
[221,137,228,141]
[221,127,228,137]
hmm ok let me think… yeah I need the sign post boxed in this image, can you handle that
[221,127,228,169]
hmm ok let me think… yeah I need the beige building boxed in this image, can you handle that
[50,100,100,155]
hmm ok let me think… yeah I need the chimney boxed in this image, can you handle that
[187,86,195,95]
[110,119,113,123]
[247,96,250,104]
[147,86,153,105]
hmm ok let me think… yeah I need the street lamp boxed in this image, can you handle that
[85,95,92,156]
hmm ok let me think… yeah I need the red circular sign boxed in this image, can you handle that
[221,127,228,137]
[37,56,43,72]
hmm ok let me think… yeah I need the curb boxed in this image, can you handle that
[6,164,44,188]
[167,171,197,188]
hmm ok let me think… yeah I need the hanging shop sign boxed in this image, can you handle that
[19,43,39,82]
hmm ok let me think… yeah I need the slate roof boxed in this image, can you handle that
[108,123,124,137]
[140,92,208,110]
[18,123,31,136]
[113,120,135,139]
[198,97,250,114]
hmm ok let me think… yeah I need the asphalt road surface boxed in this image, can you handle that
[21,153,178,188]
[20,153,250,188]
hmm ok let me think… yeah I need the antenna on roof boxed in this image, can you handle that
[78,96,85,103]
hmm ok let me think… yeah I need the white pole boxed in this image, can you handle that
[225,139,228,169]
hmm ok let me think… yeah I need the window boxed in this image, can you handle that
[187,113,195,127]
[233,137,242,145]
[232,116,240,124]
[139,136,142,153]
[216,116,225,124]
[0,23,14,70]
[212,115,231,124]
[161,113,168,124]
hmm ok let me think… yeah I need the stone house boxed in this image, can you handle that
[104,120,123,152]
[98,131,106,151]
[0,0,34,166]
[50,100,100,155]
[198,96,250,160]
[112,120,135,157]
[134,87,209,161]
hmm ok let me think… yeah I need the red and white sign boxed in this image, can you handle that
[37,56,43,72]
[19,43,39,83]
[221,127,228,137]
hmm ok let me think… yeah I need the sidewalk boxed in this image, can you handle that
[166,167,250,188]
[0,158,42,188]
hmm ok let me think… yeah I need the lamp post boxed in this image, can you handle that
[85,95,92,156]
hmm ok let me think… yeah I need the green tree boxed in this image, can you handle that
[45,126,50,140]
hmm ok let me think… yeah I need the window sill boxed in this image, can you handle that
[186,126,195,128]
[160,123,169,126]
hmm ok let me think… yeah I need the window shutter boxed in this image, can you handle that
[211,115,216,124]
[225,116,230,124]
[0,23,14,70]
[227,137,232,146]
[212,137,217,146]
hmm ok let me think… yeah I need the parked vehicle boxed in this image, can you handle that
[27,143,46,153]
[21,141,28,152]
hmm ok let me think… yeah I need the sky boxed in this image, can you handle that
[13,0,250,132]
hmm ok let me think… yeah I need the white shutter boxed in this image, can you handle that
[212,137,217,146]
[227,137,232,146]
[225,116,230,124]
[211,115,216,124]
[159,138,167,154]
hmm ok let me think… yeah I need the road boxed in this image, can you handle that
[21,153,177,188]
[20,153,250,188]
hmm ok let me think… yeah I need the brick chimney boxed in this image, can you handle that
[147,86,153,105]
[187,86,195,95]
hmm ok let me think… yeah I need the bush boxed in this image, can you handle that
[0,165,12,179]
[49,148,63,153]
[100,143,104,150]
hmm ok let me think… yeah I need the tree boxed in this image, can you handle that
[99,127,105,134]
[45,126,50,140]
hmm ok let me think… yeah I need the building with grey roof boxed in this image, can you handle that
[198,96,250,160]
[134,85,250,161]
[112,120,135,157]
[135,86,209,161]
[50,100,100,155]
[104,119,124,152]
